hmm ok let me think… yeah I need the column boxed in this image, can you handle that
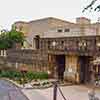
[15,62,18,69]
[4,50,6,57]
[1,50,3,56]
[64,55,68,80]
[64,55,79,83]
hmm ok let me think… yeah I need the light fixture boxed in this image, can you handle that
[97,42,100,47]
[52,41,56,47]
[83,42,86,46]
[47,70,51,74]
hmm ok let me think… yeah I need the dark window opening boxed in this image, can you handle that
[57,29,62,32]
[64,29,70,32]
[35,35,40,49]
[48,41,51,49]
[61,41,64,44]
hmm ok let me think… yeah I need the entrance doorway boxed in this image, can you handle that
[55,55,65,81]
[79,56,91,83]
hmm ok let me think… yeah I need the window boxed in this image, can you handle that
[57,29,62,32]
[48,41,51,49]
[35,35,40,49]
[64,29,70,32]
[78,40,87,50]
[61,41,64,44]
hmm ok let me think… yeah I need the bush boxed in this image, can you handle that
[0,70,22,79]
[26,71,48,81]
[0,70,48,82]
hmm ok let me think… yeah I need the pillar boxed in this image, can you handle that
[64,55,79,83]
[1,50,3,56]
[4,50,6,57]
[15,62,18,69]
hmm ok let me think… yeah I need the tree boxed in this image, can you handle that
[82,0,100,12]
[8,29,25,45]
[0,30,10,49]
[0,29,25,49]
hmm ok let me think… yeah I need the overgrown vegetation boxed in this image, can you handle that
[0,70,22,79]
[0,29,24,49]
[0,70,48,83]
[26,71,48,81]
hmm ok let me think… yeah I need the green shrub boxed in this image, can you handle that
[0,70,22,79]
[26,71,48,81]
[0,70,48,82]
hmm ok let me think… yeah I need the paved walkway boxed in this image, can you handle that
[22,85,100,100]
[1,79,100,100]
[0,79,29,100]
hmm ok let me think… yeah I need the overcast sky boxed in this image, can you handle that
[0,0,100,30]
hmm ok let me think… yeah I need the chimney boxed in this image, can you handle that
[76,17,91,24]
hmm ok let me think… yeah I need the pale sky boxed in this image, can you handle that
[0,0,100,30]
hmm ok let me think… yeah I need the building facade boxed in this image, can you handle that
[12,17,100,48]
[3,17,100,83]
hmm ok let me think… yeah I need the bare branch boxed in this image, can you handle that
[94,5,100,11]
[82,0,97,12]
